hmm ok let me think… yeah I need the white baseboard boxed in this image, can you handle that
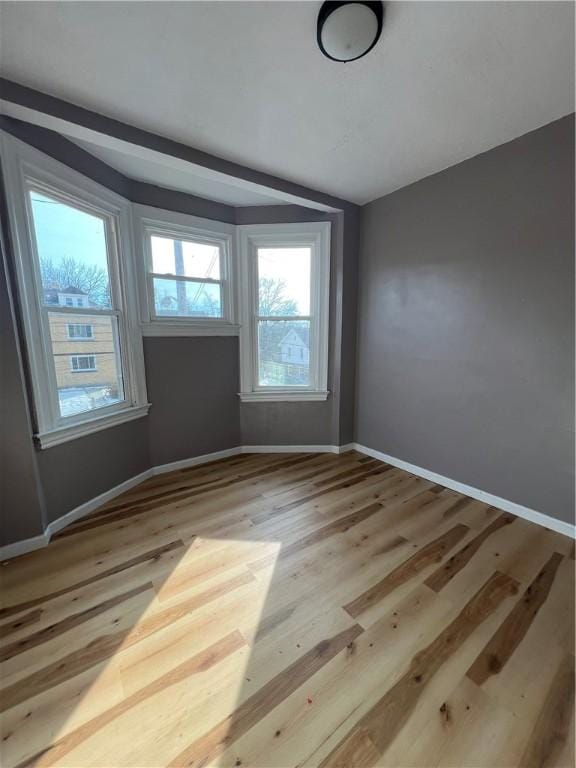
[0,531,49,562]
[3,440,571,561]
[0,444,351,561]
[46,469,154,539]
[241,444,350,455]
[352,443,575,540]
[152,447,243,475]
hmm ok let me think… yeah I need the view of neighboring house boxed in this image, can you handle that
[279,327,309,365]
[43,284,90,308]
[43,286,121,413]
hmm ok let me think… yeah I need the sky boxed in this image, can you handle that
[150,235,220,279]
[258,247,311,315]
[30,192,312,316]
[30,191,110,275]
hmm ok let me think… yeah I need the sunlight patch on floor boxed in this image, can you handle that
[46,537,283,762]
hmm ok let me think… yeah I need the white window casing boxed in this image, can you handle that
[237,222,331,402]
[0,132,149,448]
[133,204,238,337]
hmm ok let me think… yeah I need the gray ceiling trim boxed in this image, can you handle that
[0,116,236,225]
[0,78,358,214]
[0,116,332,226]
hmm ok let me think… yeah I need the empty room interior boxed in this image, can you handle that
[0,2,574,766]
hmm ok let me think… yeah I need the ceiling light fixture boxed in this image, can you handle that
[317,1,384,63]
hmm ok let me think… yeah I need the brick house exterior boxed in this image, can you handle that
[45,288,119,394]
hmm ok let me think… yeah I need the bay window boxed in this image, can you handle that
[1,130,333,453]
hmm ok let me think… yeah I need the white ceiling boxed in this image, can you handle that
[1,1,573,205]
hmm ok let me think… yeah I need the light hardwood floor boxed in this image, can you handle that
[1,451,574,767]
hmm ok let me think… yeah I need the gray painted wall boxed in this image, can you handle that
[356,115,575,524]
[1,221,46,544]
[144,337,241,467]
[36,418,150,524]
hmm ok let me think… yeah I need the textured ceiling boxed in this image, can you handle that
[1,1,573,204]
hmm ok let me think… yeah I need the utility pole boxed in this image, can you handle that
[173,239,187,315]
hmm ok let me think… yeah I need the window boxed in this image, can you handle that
[1,134,149,447]
[136,208,236,335]
[67,323,94,340]
[238,222,330,401]
[71,355,97,372]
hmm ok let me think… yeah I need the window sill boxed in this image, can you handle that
[239,390,330,403]
[141,322,240,337]
[35,403,151,449]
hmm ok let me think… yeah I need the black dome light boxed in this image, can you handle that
[317,1,385,63]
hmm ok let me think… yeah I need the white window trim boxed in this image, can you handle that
[70,355,97,372]
[237,222,331,402]
[0,132,150,448]
[133,204,238,337]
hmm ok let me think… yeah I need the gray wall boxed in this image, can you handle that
[36,419,150,524]
[145,337,241,466]
[356,114,575,524]
[0,220,46,544]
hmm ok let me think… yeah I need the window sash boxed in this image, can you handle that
[26,183,132,425]
[252,242,320,392]
[137,215,235,329]
[27,180,122,313]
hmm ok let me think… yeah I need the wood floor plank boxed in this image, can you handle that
[167,624,364,767]
[467,552,564,686]
[0,584,151,663]
[319,571,519,767]
[25,632,246,768]
[0,540,185,619]
[425,512,516,593]
[343,524,469,619]
[0,452,572,768]
[519,653,575,768]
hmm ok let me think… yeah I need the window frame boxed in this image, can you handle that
[0,132,149,448]
[70,354,97,372]
[67,323,94,340]
[134,205,237,336]
[237,222,331,402]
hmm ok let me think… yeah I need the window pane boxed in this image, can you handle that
[48,313,124,418]
[29,190,112,309]
[258,320,310,387]
[257,247,311,316]
[150,235,220,280]
[152,277,222,318]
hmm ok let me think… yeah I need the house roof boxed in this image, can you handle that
[280,327,309,348]
[43,285,89,305]
[60,286,88,295]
